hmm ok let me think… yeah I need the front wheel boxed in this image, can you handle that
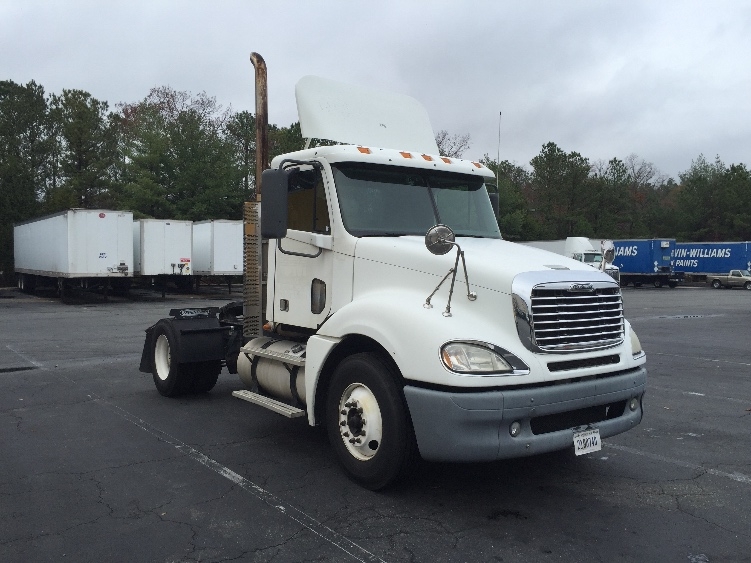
[326,353,418,490]
[711,279,722,289]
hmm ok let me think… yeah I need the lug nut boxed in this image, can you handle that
[340,410,347,415]
[340,421,346,427]
[342,432,349,437]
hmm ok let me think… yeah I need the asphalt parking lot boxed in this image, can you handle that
[1,284,749,562]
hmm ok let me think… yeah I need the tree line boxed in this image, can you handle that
[2,79,750,285]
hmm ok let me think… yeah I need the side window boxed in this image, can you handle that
[287,168,330,233]
[731,270,741,277]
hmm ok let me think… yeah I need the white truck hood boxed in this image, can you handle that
[354,236,600,295]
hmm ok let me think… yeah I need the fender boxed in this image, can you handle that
[140,316,228,373]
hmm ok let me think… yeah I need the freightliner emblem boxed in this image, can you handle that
[569,283,595,293]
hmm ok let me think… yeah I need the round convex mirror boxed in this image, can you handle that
[425,224,455,256]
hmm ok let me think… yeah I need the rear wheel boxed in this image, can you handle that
[326,353,418,490]
[745,282,751,290]
[711,279,722,289]
[190,361,221,393]
[151,321,190,397]
[653,279,663,288]
[668,281,678,288]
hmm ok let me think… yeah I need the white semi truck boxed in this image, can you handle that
[139,54,647,490]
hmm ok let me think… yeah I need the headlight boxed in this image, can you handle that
[441,342,513,374]
[630,328,644,358]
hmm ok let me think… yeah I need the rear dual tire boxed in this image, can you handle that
[151,322,220,397]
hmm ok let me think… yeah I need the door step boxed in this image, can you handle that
[232,390,305,418]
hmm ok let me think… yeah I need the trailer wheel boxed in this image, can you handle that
[653,279,663,288]
[151,322,190,397]
[711,279,722,289]
[326,353,418,490]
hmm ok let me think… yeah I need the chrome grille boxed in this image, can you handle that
[530,286,623,352]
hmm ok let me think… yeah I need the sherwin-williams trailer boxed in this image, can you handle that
[613,239,682,288]
[14,209,133,296]
[672,242,751,275]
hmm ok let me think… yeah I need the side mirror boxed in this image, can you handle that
[261,168,290,239]
[425,224,455,255]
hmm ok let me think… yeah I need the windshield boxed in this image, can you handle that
[583,253,603,264]
[331,163,501,238]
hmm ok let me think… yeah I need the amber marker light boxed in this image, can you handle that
[421,154,433,161]
[472,161,482,168]
[399,151,413,159]
[357,146,371,154]
[440,157,452,164]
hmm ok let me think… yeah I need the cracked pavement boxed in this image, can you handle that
[0,285,749,562]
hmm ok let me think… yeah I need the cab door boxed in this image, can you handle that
[270,166,334,330]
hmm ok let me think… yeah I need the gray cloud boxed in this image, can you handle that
[2,0,749,179]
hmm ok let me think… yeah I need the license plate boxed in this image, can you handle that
[573,428,601,456]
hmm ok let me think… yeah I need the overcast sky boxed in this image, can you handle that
[2,1,750,180]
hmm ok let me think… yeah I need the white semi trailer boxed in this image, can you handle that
[139,54,647,490]
[14,209,133,296]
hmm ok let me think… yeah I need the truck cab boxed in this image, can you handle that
[142,68,647,490]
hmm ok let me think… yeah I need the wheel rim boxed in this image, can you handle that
[154,334,171,381]
[337,382,383,461]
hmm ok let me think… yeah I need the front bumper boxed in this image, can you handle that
[403,366,646,462]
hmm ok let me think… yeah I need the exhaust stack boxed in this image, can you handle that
[243,52,269,338]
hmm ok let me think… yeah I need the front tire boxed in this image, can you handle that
[326,353,418,490]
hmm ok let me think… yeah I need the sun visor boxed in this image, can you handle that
[295,75,439,154]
